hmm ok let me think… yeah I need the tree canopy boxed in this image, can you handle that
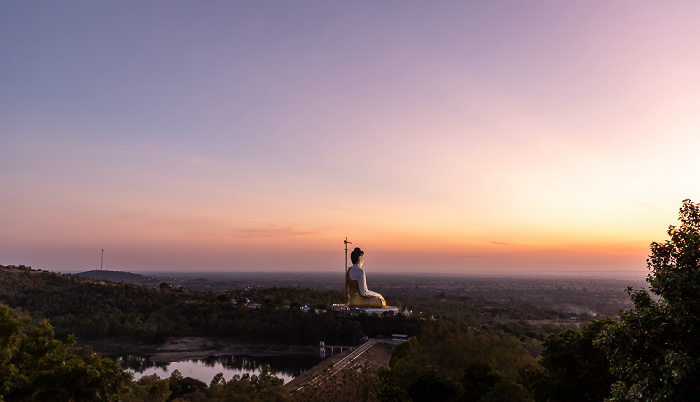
[0,305,131,401]
[598,199,700,400]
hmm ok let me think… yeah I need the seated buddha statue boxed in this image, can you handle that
[346,247,386,308]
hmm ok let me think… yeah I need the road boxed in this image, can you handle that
[328,339,378,377]
[303,339,385,388]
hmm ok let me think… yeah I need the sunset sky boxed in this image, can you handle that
[3,2,700,275]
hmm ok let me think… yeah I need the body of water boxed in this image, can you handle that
[114,354,322,384]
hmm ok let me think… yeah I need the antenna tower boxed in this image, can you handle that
[100,249,104,271]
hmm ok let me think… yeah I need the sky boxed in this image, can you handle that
[2,1,700,276]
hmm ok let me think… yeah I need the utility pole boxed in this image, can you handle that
[344,237,352,305]
[100,249,104,271]
[344,237,352,270]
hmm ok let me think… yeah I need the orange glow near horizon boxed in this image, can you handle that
[3,2,700,274]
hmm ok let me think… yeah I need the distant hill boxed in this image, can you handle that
[76,269,150,284]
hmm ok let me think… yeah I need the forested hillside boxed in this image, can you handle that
[0,265,387,345]
[1,264,587,349]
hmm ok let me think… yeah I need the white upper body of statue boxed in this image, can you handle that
[348,254,382,298]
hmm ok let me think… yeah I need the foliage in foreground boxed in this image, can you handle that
[383,320,538,402]
[530,319,614,401]
[0,305,130,401]
[598,199,700,400]
[534,199,700,401]
[2,300,541,402]
[0,305,290,401]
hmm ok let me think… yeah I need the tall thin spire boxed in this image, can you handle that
[344,237,352,270]
[344,238,352,305]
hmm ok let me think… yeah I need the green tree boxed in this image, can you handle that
[598,199,700,400]
[532,319,613,401]
[0,305,130,401]
[169,369,207,400]
[480,380,533,402]
[407,370,464,402]
[461,363,502,402]
[388,336,428,393]
[210,369,288,401]
[122,374,171,402]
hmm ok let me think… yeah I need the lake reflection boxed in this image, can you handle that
[114,354,322,384]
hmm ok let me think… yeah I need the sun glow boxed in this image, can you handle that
[3,2,700,273]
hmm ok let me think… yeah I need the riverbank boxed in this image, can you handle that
[86,336,320,362]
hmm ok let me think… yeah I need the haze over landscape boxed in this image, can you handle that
[3,2,700,275]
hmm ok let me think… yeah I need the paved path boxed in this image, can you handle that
[303,339,384,388]
[328,339,378,378]
[290,338,396,392]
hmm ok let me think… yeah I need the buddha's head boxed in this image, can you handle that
[351,247,364,267]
